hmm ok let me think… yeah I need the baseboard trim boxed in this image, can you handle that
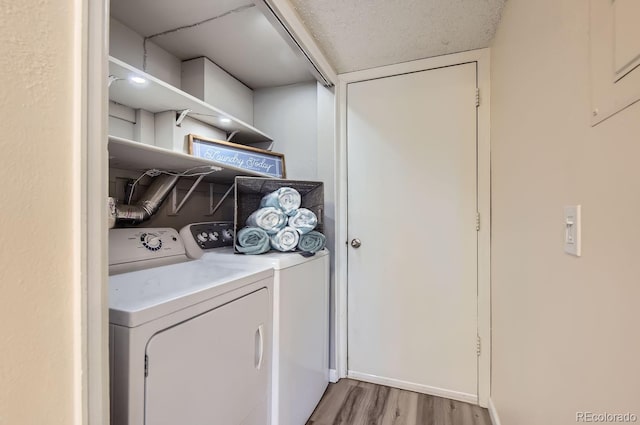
[347,370,478,405]
[488,398,502,425]
[329,369,339,383]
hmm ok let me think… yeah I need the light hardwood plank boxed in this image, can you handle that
[307,379,491,425]
[333,383,370,425]
[398,389,420,425]
[309,379,362,424]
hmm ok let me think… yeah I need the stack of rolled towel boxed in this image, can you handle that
[236,187,326,255]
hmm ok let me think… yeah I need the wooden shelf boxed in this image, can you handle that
[108,136,273,183]
[108,57,273,144]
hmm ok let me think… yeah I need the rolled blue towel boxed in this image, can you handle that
[288,208,318,234]
[297,231,326,254]
[260,187,301,216]
[270,226,300,252]
[246,207,287,234]
[236,227,271,255]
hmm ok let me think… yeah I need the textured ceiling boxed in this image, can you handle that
[289,0,507,74]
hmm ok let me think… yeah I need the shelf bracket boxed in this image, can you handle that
[108,75,123,87]
[226,130,239,142]
[207,183,235,216]
[176,109,192,127]
[169,174,206,215]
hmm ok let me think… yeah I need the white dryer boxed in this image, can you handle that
[181,223,330,425]
[109,228,274,425]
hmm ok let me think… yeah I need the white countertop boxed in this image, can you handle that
[109,258,273,327]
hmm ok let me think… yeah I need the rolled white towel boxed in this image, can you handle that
[260,187,301,216]
[270,226,300,252]
[288,208,318,234]
[246,207,287,234]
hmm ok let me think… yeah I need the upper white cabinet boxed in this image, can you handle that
[590,0,640,125]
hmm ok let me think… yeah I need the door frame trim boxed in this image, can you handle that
[76,0,109,423]
[334,48,491,407]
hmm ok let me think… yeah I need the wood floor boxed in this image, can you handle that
[306,379,491,425]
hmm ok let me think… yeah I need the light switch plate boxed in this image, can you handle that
[564,205,581,256]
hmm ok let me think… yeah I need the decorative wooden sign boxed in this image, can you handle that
[188,134,286,178]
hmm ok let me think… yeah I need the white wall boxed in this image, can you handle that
[254,82,338,368]
[110,18,182,88]
[0,0,78,423]
[490,1,640,424]
[254,82,318,180]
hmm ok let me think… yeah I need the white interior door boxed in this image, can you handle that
[145,289,270,425]
[347,63,479,402]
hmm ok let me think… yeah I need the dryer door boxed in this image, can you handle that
[145,288,270,425]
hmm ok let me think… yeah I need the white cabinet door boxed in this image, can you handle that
[145,288,270,425]
[347,63,478,401]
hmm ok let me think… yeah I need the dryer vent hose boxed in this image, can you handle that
[113,174,180,226]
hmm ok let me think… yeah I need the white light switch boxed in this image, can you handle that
[564,205,581,256]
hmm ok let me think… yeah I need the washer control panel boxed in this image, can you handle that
[109,228,187,274]
[179,222,234,259]
[140,232,164,251]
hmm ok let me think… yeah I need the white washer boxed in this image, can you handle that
[109,228,274,425]
[181,223,329,425]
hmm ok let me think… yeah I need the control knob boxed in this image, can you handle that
[222,229,234,241]
[141,232,163,251]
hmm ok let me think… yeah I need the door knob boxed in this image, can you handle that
[350,238,362,248]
